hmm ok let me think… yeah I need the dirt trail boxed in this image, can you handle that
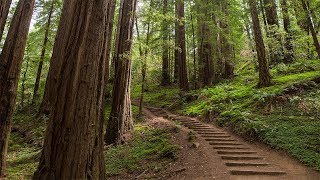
[143,106,320,180]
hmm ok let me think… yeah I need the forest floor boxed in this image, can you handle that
[131,59,320,172]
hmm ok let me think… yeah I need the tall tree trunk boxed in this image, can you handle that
[101,0,116,121]
[175,0,189,91]
[32,1,54,104]
[105,0,137,145]
[137,1,152,116]
[301,0,320,59]
[249,0,272,87]
[161,0,170,86]
[190,12,197,89]
[220,1,234,79]
[0,0,35,177]
[0,0,12,40]
[263,0,283,64]
[21,57,30,108]
[281,0,294,63]
[197,0,214,87]
[33,0,107,179]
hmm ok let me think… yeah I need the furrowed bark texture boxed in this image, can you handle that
[105,0,137,145]
[249,0,272,87]
[33,0,107,179]
[0,0,12,40]
[175,0,189,91]
[0,0,35,177]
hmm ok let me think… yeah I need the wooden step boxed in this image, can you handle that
[201,135,231,138]
[198,132,226,135]
[230,170,286,176]
[221,155,263,160]
[225,162,269,167]
[205,138,236,142]
[213,146,250,150]
[210,142,243,146]
[217,150,257,155]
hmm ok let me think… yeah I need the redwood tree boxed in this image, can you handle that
[249,0,272,87]
[33,0,107,178]
[281,0,294,63]
[0,0,12,40]
[175,0,189,91]
[161,0,170,86]
[197,0,214,87]
[105,0,137,145]
[0,0,35,177]
[301,0,320,59]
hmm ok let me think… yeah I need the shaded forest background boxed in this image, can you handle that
[0,0,320,178]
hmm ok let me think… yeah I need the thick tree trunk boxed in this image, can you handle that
[301,0,320,59]
[220,1,234,80]
[263,0,283,64]
[0,0,12,40]
[32,1,54,104]
[105,0,137,145]
[249,0,272,87]
[197,0,214,87]
[161,0,170,86]
[190,12,197,89]
[175,0,189,91]
[33,0,107,179]
[281,0,294,63]
[0,0,35,177]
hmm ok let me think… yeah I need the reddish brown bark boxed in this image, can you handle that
[175,0,189,91]
[0,0,12,40]
[0,0,35,177]
[197,0,214,87]
[161,0,170,86]
[105,0,137,145]
[249,0,272,87]
[33,0,107,179]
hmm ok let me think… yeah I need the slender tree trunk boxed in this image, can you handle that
[101,0,116,121]
[281,0,294,63]
[249,0,272,87]
[161,0,170,86]
[33,0,107,179]
[190,12,197,89]
[175,0,189,91]
[105,0,137,145]
[32,1,54,104]
[21,57,30,108]
[0,0,12,40]
[137,1,152,116]
[0,0,35,177]
[301,0,320,59]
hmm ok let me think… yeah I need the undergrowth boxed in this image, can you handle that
[134,59,320,170]
[105,125,179,177]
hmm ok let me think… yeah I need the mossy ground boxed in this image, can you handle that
[132,59,320,170]
[106,125,178,177]
[7,104,178,179]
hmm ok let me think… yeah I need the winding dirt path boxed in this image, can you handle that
[142,106,320,180]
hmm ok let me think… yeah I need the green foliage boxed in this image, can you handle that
[105,125,179,176]
[140,59,320,170]
[7,133,40,179]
